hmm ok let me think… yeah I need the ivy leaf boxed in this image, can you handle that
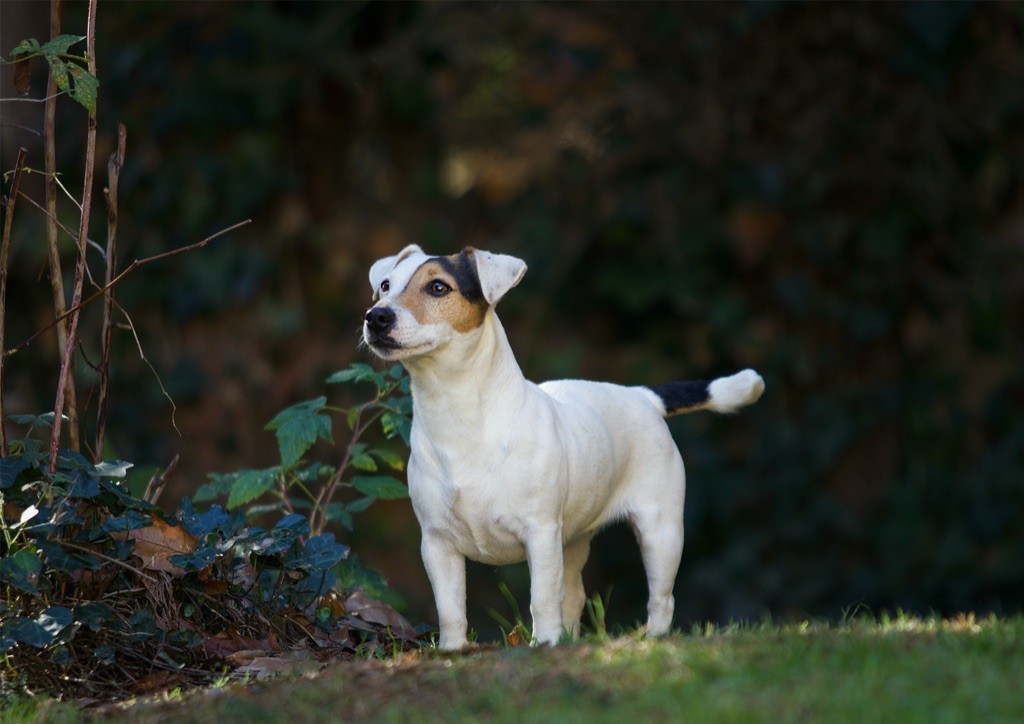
[286,533,349,570]
[352,475,408,500]
[0,458,30,489]
[68,64,98,114]
[102,509,153,533]
[36,540,100,572]
[93,460,133,478]
[0,549,42,593]
[177,497,231,539]
[0,607,73,651]
[74,602,118,632]
[39,34,85,59]
[265,397,332,470]
[226,467,281,509]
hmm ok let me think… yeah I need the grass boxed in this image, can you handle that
[10,614,1024,723]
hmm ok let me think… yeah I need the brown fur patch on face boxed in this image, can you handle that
[395,259,487,333]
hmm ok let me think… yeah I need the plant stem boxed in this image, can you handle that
[0,148,29,457]
[95,123,126,461]
[49,0,97,470]
[44,0,81,454]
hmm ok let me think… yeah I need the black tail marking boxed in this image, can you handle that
[646,380,710,415]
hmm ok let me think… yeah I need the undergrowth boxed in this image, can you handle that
[0,364,418,703]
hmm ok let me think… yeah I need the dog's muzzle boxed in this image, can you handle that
[364,306,398,350]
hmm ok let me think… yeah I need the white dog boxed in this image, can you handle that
[363,245,764,648]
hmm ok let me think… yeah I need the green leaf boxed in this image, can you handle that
[351,453,377,472]
[352,475,408,500]
[266,397,332,470]
[324,503,353,530]
[0,549,42,593]
[68,64,98,113]
[93,459,133,478]
[0,457,30,489]
[39,34,85,58]
[326,363,377,385]
[9,38,41,57]
[74,602,117,632]
[286,533,349,570]
[381,411,412,446]
[371,448,405,471]
[0,607,72,650]
[50,57,69,91]
[227,467,282,509]
[346,496,376,513]
[194,471,237,502]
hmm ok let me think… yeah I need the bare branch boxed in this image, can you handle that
[143,454,179,505]
[0,148,29,456]
[6,218,252,359]
[50,0,97,468]
[44,0,78,454]
[96,122,126,461]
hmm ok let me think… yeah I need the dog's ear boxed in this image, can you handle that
[369,244,423,300]
[471,250,527,305]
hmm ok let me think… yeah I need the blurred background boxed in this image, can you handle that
[2,1,1023,636]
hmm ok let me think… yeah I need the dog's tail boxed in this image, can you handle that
[643,369,765,417]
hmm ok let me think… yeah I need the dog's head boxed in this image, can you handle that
[363,245,527,361]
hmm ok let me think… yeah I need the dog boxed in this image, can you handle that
[363,245,764,648]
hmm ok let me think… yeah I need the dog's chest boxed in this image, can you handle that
[409,446,530,565]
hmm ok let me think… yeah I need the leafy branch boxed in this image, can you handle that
[3,34,97,113]
[197,363,412,538]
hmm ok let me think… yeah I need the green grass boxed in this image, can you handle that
[12,614,1024,723]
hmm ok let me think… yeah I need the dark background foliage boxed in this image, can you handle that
[3,1,1023,635]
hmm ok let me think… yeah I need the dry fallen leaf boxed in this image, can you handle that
[110,516,197,575]
[233,652,319,681]
[345,589,415,637]
[203,629,281,659]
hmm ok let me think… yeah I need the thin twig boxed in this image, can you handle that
[96,123,126,461]
[0,91,67,103]
[18,190,106,258]
[112,297,182,437]
[0,123,42,137]
[58,540,160,584]
[8,218,253,359]
[0,148,29,457]
[143,453,179,505]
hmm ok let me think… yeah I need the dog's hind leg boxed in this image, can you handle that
[631,509,683,637]
[561,535,593,639]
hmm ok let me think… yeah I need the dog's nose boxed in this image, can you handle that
[365,306,396,334]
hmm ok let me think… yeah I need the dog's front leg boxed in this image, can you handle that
[422,533,468,650]
[525,522,565,646]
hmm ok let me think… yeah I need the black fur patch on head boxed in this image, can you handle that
[432,249,485,304]
[647,380,710,414]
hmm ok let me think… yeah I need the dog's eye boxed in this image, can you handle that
[427,280,451,297]
[380,280,390,294]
